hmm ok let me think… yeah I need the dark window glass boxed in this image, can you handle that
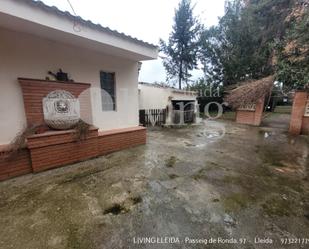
[100,71,116,111]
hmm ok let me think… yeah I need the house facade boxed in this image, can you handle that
[0,0,158,180]
[138,82,198,125]
[139,82,198,110]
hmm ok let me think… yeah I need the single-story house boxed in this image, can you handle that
[138,82,198,125]
[0,0,158,180]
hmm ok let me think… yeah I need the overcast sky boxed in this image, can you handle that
[40,0,225,84]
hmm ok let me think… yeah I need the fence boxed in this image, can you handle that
[173,110,195,124]
[139,109,166,127]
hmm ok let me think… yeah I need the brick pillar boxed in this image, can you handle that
[289,91,308,135]
[235,97,265,126]
[253,97,265,126]
[302,116,309,135]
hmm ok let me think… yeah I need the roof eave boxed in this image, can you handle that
[0,0,158,61]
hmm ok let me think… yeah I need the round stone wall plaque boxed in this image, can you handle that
[43,90,80,130]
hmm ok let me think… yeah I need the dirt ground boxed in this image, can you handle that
[261,113,291,130]
[0,119,308,249]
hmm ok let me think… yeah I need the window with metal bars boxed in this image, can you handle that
[100,71,116,111]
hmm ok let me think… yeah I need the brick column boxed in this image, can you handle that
[235,97,265,126]
[253,97,265,126]
[289,91,308,135]
[302,117,309,135]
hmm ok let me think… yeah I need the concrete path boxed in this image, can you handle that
[0,120,308,249]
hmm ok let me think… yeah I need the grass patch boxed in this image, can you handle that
[261,196,294,217]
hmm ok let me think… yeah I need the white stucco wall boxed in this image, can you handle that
[138,85,170,109]
[0,0,158,61]
[138,84,197,110]
[0,27,140,144]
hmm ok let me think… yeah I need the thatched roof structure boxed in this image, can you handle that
[224,75,274,109]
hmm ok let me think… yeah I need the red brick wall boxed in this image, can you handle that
[0,78,147,181]
[98,127,146,155]
[236,110,255,125]
[254,98,265,126]
[236,98,265,126]
[19,78,91,125]
[301,116,309,135]
[0,148,32,181]
[27,128,99,172]
[0,127,146,180]
[289,91,308,135]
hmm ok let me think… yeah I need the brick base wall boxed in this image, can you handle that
[98,127,146,155]
[289,91,308,135]
[0,78,148,181]
[236,110,256,125]
[0,148,32,181]
[0,126,146,180]
[301,116,309,135]
[27,128,99,173]
[236,98,265,126]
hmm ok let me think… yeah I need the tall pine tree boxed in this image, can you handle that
[199,0,308,88]
[199,0,273,86]
[160,0,201,89]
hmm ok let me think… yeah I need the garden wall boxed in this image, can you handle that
[289,91,309,135]
[0,126,146,180]
[236,98,265,126]
[0,147,32,181]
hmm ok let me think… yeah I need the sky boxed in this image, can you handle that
[40,0,225,84]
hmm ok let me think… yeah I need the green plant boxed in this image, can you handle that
[74,120,91,141]
[4,124,39,159]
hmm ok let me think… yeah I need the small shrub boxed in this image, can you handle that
[2,124,39,160]
[74,120,91,141]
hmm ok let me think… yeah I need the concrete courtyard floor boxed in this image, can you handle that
[0,120,308,249]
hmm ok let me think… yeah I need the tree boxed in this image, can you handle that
[160,0,201,89]
[199,0,308,89]
[199,0,273,86]
[275,1,309,88]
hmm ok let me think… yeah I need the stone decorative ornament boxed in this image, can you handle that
[238,103,256,111]
[43,90,80,130]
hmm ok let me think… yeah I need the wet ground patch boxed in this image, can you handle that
[0,120,308,249]
[223,193,251,212]
[261,195,295,217]
[168,174,179,179]
[103,203,128,215]
[165,156,177,167]
[103,195,143,216]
